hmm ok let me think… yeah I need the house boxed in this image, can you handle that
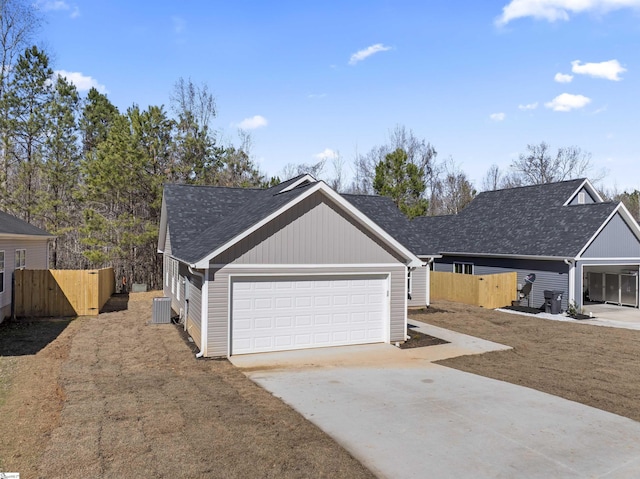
[412,178,640,311]
[0,210,54,322]
[157,175,429,358]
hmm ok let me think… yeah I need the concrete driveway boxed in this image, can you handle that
[233,320,640,478]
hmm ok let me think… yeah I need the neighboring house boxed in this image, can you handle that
[412,178,640,311]
[0,210,54,322]
[158,175,426,358]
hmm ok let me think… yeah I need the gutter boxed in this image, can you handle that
[563,259,576,307]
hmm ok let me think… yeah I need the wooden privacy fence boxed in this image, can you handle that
[430,271,517,309]
[14,268,115,317]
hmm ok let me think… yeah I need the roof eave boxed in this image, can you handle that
[193,181,423,268]
[439,251,577,261]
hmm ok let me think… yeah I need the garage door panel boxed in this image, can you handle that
[232,276,387,355]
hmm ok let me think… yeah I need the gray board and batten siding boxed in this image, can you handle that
[581,212,640,259]
[205,192,409,357]
[433,256,570,310]
[211,192,405,265]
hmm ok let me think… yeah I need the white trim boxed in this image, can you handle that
[208,262,405,269]
[453,261,474,275]
[157,195,168,253]
[577,257,640,262]
[201,270,209,356]
[403,266,408,341]
[227,271,392,356]
[441,252,571,261]
[407,269,413,296]
[194,181,422,268]
[576,203,640,259]
[563,179,604,206]
[0,233,55,240]
[278,174,317,193]
[565,259,575,306]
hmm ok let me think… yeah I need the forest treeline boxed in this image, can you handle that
[1,1,638,290]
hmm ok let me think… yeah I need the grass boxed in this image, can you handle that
[410,300,640,422]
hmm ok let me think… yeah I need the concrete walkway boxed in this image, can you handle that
[233,321,640,479]
[499,304,640,331]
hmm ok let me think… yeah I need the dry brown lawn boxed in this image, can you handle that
[410,300,640,422]
[0,292,374,479]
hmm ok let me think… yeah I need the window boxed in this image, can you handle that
[15,249,26,269]
[454,262,473,275]
[407,270,412,294]
[170,258,179,295]
[0,251,4,293]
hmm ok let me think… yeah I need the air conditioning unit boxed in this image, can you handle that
[152,297,172,324]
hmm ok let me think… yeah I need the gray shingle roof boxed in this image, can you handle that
[342,194,422,251]
[0,210,53,236]
[163,180,418,265]
[411,179,618,258]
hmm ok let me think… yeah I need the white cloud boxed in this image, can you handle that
[308,93,327,99]
[314,148,339,160]
[518,102,538,110]
[554,72,573,83]
[571,59,626,81]
[54,70,107,93]
[545,93,591,111]
[172,16,186,34]
[490,112,506,121]
[349,43,392,65]
[36,0,80,18]
[496,0,640,26]
[237,115,268,130]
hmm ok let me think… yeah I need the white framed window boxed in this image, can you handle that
[0,251,4,293]
[454,262,473,275]
[170,258,179,295]
[15,249,26,269]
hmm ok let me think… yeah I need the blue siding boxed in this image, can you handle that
[582,213,640,258]
[434,256,570,310]
[569,187,596,205]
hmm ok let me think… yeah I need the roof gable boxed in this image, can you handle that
[159,178,422,268]
[411,179,624,259]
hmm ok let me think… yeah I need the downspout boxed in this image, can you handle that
[188,266,206,358]
[564,259,576,309]
[425,258,434,307]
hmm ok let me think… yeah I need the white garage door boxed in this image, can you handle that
[231,276,387,355]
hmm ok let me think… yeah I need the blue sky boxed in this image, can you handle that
[38,0,640,192]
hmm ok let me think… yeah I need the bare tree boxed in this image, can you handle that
[481,164,503,191]
[280,159,326,180]
[170,77,216,131]
[433,158,476,215]
[510,142,596,185]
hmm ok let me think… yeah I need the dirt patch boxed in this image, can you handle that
[410,300,640,422]
[1,292,374,478]
[399,327,449,349]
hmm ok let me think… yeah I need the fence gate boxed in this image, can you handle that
[14,268,115,317]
